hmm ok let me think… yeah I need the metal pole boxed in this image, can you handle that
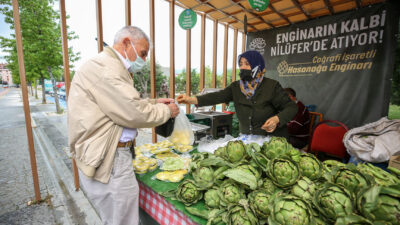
[125,0,131,26]
[242,31,246,53]
[96,0,103,52]
[149,0,157,143]
[200,13,205,91]
[12,0,41,202]
[186,29,191,114]
[222,24,228,111]
[169,0,175,99]
[212,19,217,89]
[59,0,70,99]
[232,29,238,82]
[59,0,80,191]
[212,19,217,111]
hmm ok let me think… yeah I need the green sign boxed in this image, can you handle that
[179,9,197,30]
[248,0,269,12]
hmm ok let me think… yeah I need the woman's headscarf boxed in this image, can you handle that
[238,50,266,99]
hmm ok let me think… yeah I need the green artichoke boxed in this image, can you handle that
[323,160,346,173]
[206,208,227,225]
[218,179,246,207]
[287,146,301,163]
[314,216,328,225]
[334,214,373,225]
[267,157,300,188]
[198,155,233,168]
[185,206,210,220]
[190,152,213,171]
[226,199,259,225]
[192,166,215,189]
[213,165,229,182]
[311,207,328,225]
[246,143,269,172]
[357,163,400,186]
[388,166,400,179]
[262,137,301,163]
[214,146,227,159]
[291,176,316,202]
[225,140,247,163]
[173,179,203,206]
[268,193,314,225]
[357,184,400,224]
[313,183,354,222]
[223,166,259,190]
[298,153,323,180]
[191,152,212,164]
[262,177,281,194]
[204,188,221,209]
[262,137,290,160]
[246,142,261,153]
[250,152,269,172]
[329,164,373,193]
[248,190,272,220]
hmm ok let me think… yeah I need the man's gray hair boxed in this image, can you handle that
[114,26,150,45]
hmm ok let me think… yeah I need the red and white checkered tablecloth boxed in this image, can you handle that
[138,181,198,225]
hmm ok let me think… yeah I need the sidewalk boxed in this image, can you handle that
[0,88,100,225]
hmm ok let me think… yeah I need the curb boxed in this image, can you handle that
[32,117,102,225]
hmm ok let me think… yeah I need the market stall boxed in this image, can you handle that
[134,136,400,225]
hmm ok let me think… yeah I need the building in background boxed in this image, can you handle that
[0,63,13,86]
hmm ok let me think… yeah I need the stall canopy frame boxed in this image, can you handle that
[173,0,384,33]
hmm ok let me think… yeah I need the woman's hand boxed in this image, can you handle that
[177,94,198,105]
[261,115,280,133]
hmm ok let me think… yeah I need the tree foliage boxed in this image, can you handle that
[0,0,80,107]
[175,66,239,95]
[133,61,167,98]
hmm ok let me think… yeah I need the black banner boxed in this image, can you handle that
[247,3,399,128]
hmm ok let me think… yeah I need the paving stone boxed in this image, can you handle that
[0,89,57,224]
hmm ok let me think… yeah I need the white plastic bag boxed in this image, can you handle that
[197,135,235,154]
[197,134,270,154]
[344,117,400,163]
[169,105,194,146]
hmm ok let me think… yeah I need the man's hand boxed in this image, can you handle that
[177,94,198,104]
[168,103,180,118]
[157,98,175,104]
[261,115,280,133]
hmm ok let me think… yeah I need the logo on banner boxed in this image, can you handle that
[249,38,266,55]
[277,61,289,75]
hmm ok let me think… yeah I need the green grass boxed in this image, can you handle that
[389,104,400,120]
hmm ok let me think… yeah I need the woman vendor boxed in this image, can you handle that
[177,50,297,138]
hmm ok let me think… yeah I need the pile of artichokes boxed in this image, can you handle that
[162,137,400,225]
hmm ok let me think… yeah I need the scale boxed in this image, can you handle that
[189,88,233,141]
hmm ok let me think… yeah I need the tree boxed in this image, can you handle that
[133,61,167,98]
[0,0,80,113]
[175,68,200,95]
[175,66,240,95]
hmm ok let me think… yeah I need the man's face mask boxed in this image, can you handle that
[239,66,259,81]
[124,41,146,73]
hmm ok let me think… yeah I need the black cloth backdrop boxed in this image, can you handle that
[246,2,399,128]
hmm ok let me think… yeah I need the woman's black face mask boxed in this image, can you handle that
[239,69,253,81]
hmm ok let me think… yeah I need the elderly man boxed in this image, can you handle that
[68,26,179,225]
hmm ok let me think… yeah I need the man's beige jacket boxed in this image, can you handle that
[68,47,171,183]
